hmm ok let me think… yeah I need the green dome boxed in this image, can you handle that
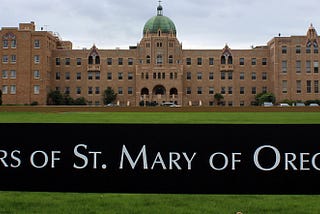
[143,5,176,35]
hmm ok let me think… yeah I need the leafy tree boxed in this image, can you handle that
[255,92,276,106]
[214,93,224,106]
[103,87,117,105]
[47,90,64,105]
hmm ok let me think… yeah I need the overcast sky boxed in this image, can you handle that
[1,0,319,49]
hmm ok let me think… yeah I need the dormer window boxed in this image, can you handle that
[88,45,100,65]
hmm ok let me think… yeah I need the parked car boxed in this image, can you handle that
[295,102,306,107]
[263,102,273,107]
[279,103,290,107]
[309,103,319,107]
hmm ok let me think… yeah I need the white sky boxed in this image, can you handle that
[1,0,319,50]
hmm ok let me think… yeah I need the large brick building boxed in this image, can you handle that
[1,5,320,106]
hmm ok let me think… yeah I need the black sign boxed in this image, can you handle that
[0,124,319,194]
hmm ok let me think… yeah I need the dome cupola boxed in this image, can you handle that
[143,3,176,36]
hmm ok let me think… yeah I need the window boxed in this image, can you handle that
[10,70,16,79]
[2,85,8,94]
[197,87,202,94]
[65,58,70,65]
[168,55,173,64]
[34,55,40,64]
[128,58,133,65]
[118,58,123,65]
[64,87,70,94]
[228,72,233,80]
[118,72,123,80]
[56,58,60,65]
[118,87,123,95]
[3,40,8,48]
[307,80,312,93]
[296,45,301,54]
[221,72,225,80]
[315,80,319,93]
[209,72,214,80]
[88,72,93,80]
[197,58,202,65]
[156,55,163,64]
[306,61,311,73]
[76,58,81,65]
[34,85,40,94]
[282,46,287,54]
[228,87,233,94]
[76,72,81,80]
[55,72,60,80]
[314,61,319,73]
[262,58,267,65]
[76,87,81,95]
[186,87,191,95]
[88,87,93,95]
[128,87,133,95]
[240,72,245,80]
[34,70,40,79]
[186,58,191,65]
[262,87,267,93]
[209,58,214,65]
[2,70,8,79]
[296,80,302,93]
[11,55,16,63]
[251,87,256,95]
[239,58,244,65]
[95,87,100,94]
[11,40,16,48]
[251,72,257,80]
[146,55,151,64]
[2,55,8,63]
[251,58,257,66]
[95,72,100,80]
[262,72,267,80]
[296,60,301,73]
[157,42,162,47]
[107,72,112,80]
[209,87,214,95]
[65,72,70,80]
[128,72,133,80]
[221,87,226,94]
[281,60,287,73]
[107,58,112,65]
[197,72,202,80]
[282,80,288,93]
[240,87,245,94]
[34,40,40,48]
[186,72,191,80]
[10,85,16,94]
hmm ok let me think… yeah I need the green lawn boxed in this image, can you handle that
[0,192,319,214]
[0,111,320,123]
[0,111,320,213]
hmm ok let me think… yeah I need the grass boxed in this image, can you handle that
[0,110,320,213]
[0,192,319,214]
[0,111,320,123]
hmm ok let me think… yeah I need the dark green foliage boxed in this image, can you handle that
[0,89,2,105]
[214,93,224,106]
[103,87,117,105]
[255,92,276,106]
[47,90,87,105]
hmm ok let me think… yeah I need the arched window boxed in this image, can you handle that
[95,56,100,64]
[88,56,93,64]
[228,56,233,64]
[221,56,226,64]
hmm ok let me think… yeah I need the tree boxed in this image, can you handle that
[214,93,224,106]
[47,90,64,105]
[255,92,276,106]
[103,87,117,105]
